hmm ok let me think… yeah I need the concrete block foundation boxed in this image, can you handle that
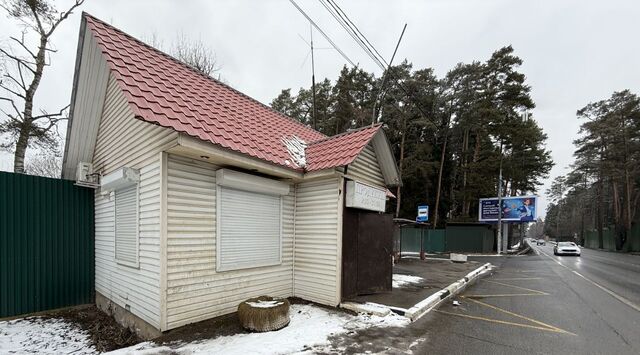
[95,292,162,340]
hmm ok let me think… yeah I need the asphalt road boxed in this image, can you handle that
[414,244,640,354]
[329,244,640,354]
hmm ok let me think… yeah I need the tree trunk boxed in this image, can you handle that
[433,133,448,229]
[612,180,621,224]
[395,118,407,218]
[461,128,469,216]
[597,175,604,249]
[13,36,48,173]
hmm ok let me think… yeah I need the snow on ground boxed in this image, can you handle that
[246,300,284,308]
[0,316,96,354]
[393,274,425,288]
[106,304,409,355]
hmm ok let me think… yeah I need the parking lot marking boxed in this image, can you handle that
[465,279,549,298]
[438,296,574,335]
[466,293,547,298]
[462,297,575,335]
[485,280,548,294]
[436,309,571,334]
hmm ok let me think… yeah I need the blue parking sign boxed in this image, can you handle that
[416,205,429,222]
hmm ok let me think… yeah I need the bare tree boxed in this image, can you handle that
[0,0,84,173]
[172,33,221,78]
[24,147,60,178]
[144,31,221,79]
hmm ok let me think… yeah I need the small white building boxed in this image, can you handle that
[62,13,400,338]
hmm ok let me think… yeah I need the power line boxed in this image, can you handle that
[318,0,433,121]
[318,0,384,69]
[325,0,388,68]
[289,0,356,67]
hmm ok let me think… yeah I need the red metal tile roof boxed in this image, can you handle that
[84,13,379,173]
[305,124,381,171]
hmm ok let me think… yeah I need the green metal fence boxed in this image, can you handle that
[584,225,640,252]
[0,171,94,318]
[396,225,446,255]
[445,224,494,253]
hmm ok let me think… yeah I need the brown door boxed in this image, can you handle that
[342,209,393,298]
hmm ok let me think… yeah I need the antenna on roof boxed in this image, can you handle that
[310,23,317,131]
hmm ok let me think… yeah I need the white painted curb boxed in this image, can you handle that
[404,262,493,321]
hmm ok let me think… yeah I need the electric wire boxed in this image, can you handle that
[289,0,356,67]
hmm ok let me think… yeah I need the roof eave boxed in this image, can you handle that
[61,14,88,179]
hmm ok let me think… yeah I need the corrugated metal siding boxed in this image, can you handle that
[62,28,110,179]
[348,144,386,188]
[165,154,294,329]
[0,172,94,318]
[293,177,342,306]
[92,74,177,329]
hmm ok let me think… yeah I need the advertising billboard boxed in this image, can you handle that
[479,195,537,222]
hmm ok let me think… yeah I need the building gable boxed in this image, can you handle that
[348,144,386,188]
[61,21,110,179]
[92,73,177,175]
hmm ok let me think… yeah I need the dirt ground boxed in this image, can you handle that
[42,305,141,353]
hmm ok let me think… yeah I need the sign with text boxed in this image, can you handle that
[345,180,386,212]
[416,205,429,222]
[479,195,537,222]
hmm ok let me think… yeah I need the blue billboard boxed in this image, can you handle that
[479,196,537,222]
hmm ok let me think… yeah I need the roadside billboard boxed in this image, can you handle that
[479,195,537,222]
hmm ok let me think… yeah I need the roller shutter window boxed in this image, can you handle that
[217,186,282,271]
[115,184,139,267]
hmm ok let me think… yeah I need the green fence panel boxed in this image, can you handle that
[445,224,495,253]
[0,171,94,318]
[400,226,422,254]
[424,229,445,253]
[624,224,640,252]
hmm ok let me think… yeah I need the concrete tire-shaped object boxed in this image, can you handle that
[238,296,290,332]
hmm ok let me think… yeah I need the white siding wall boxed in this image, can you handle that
[93,74,178,329]
[348,144,386,188]
[293,177,343,306]
[165,154,295,329]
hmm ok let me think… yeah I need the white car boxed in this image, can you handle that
[554,242,581,256]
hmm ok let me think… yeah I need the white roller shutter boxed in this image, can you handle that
[217,186,282,271]
[115,183,139,267]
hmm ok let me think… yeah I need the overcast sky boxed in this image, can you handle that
[1,0,639,218]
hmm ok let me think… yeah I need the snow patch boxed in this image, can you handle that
[106,304,409,355]
[393,274,425,288]
[246,300,284,308]
[282,135,307,168]
[0,316,96,354]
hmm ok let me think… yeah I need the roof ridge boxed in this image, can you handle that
[308,123,382,145]
[82,12,326,139]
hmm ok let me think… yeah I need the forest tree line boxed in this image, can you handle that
[270,46,554,226]
[544,90,640,250]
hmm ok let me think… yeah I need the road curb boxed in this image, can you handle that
[404,262,493,321]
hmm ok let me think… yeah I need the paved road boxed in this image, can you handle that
[537,242,640,308]
[329,244,640,354]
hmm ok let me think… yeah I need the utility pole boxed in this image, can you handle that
[497,142,504,254]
